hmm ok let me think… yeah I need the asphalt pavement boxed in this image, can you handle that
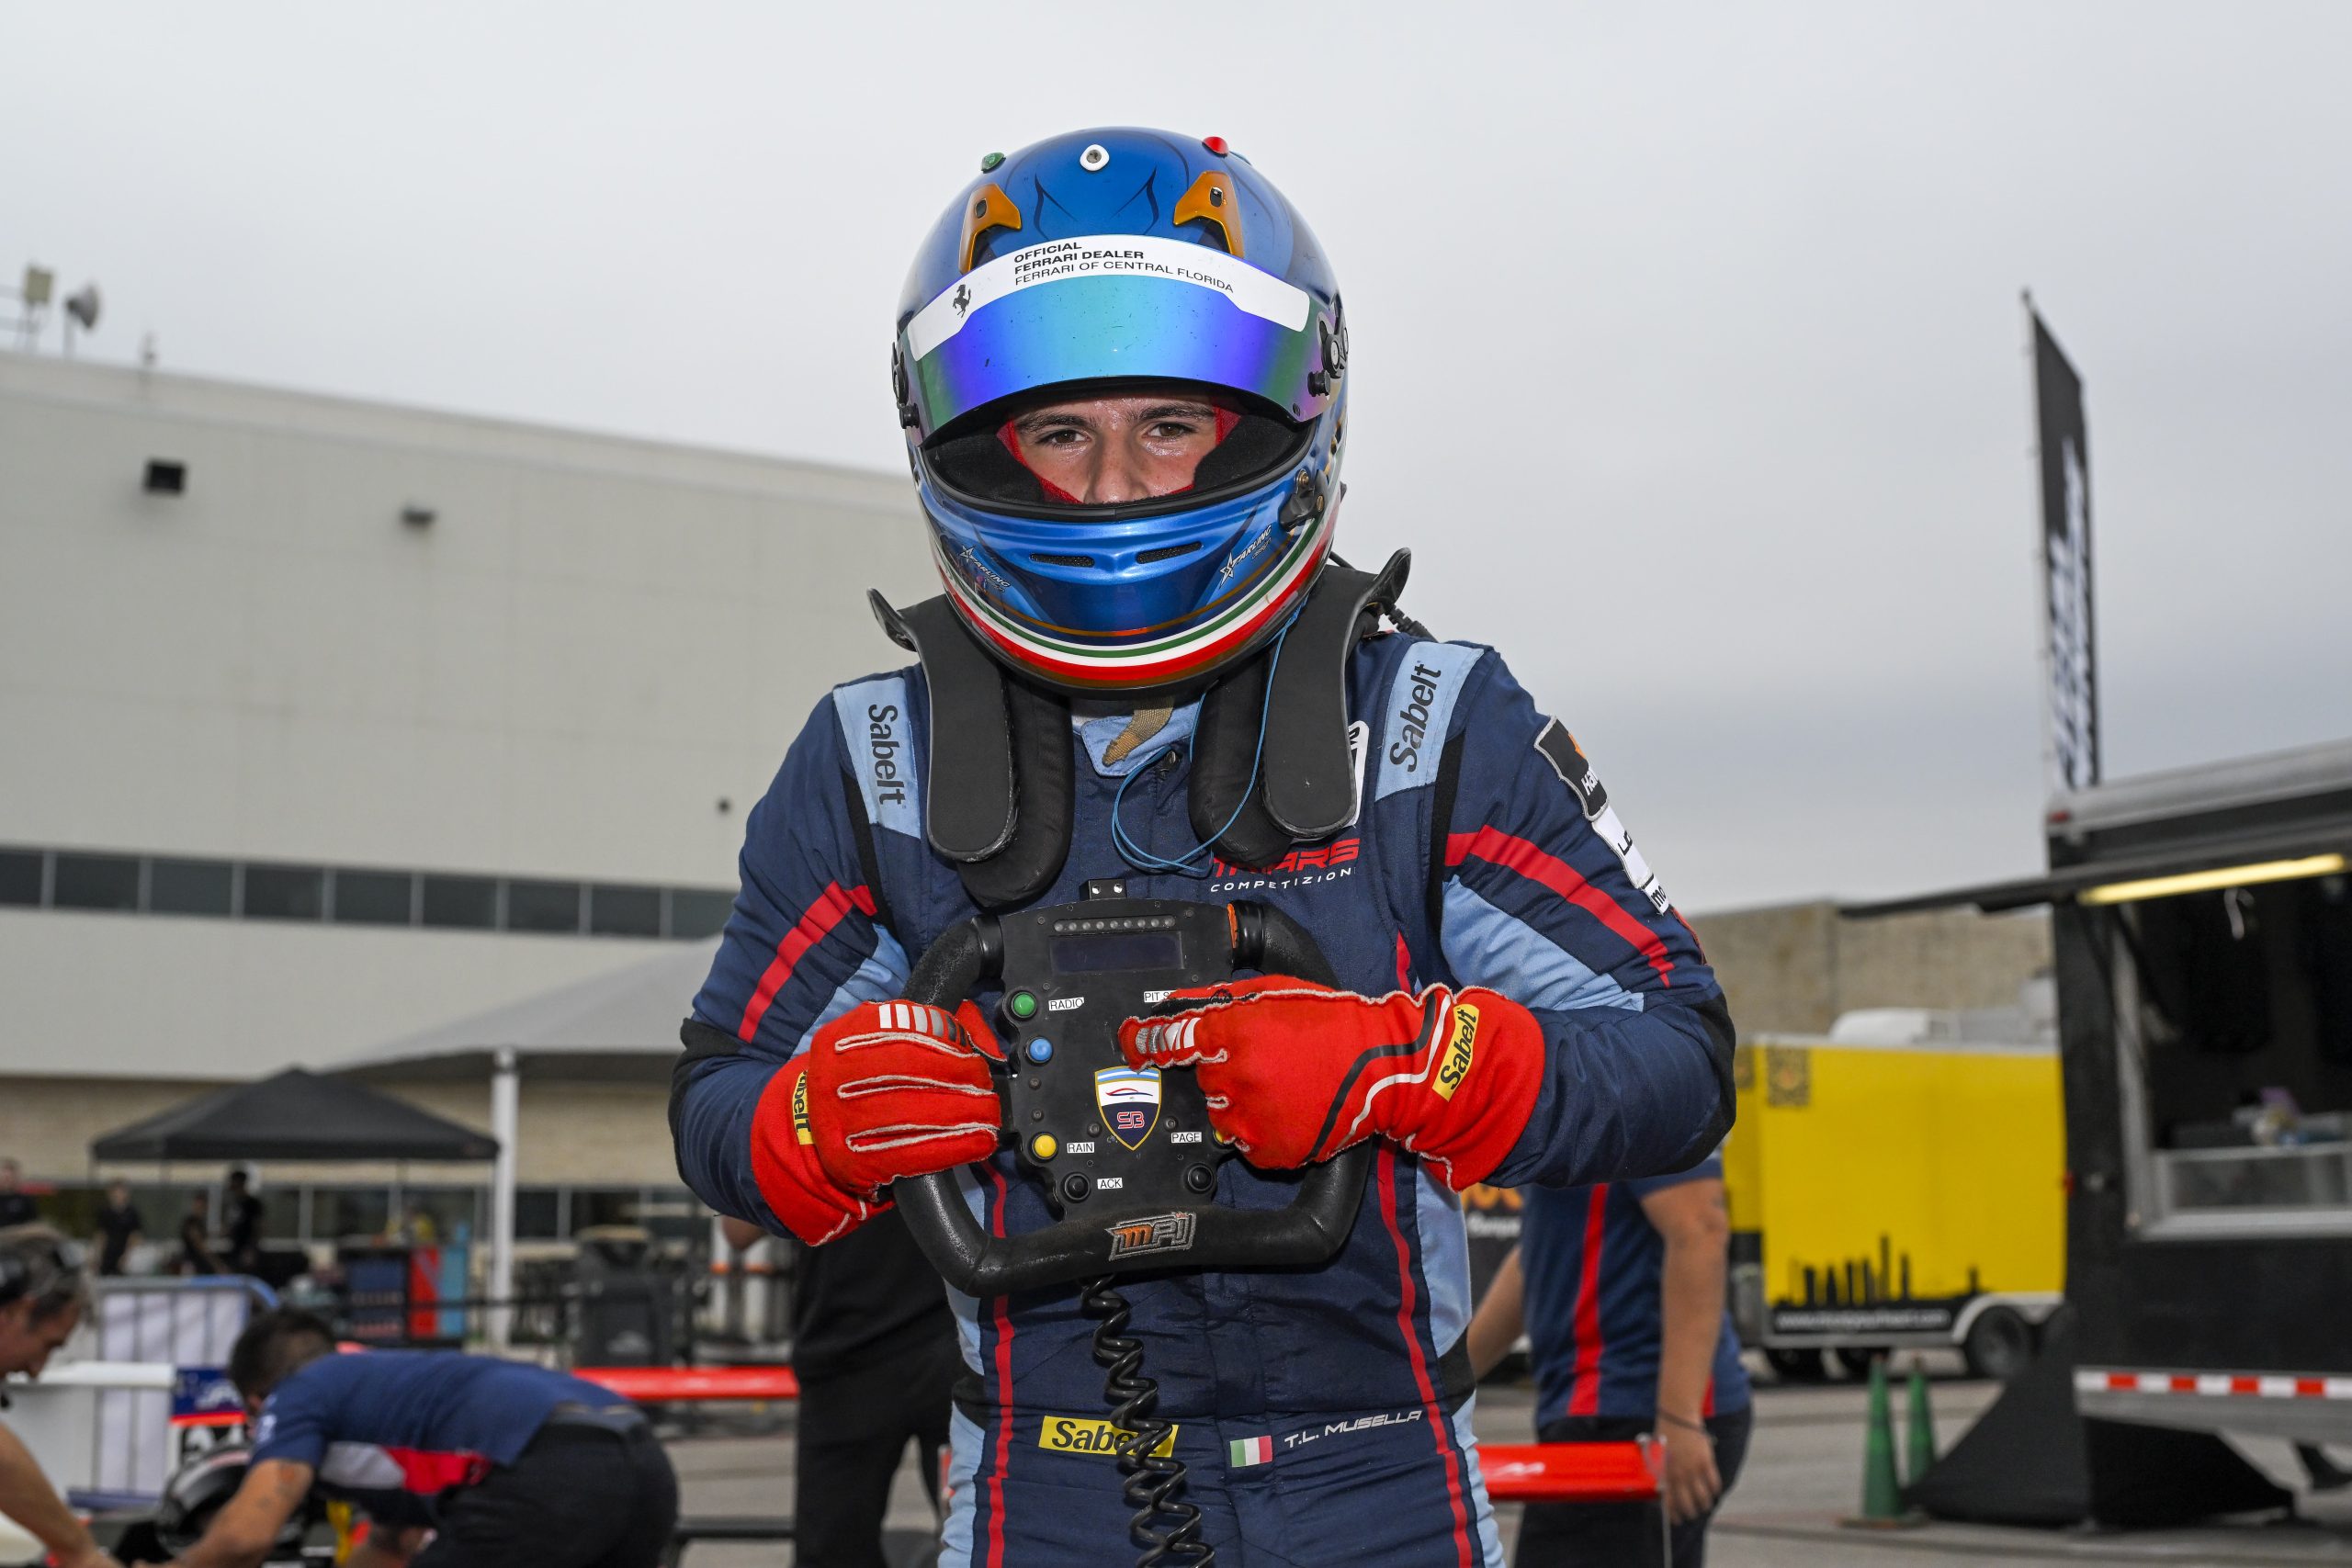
[662,1357,2352,1565]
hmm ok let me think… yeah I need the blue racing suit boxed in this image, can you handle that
[672,631,1736,1567]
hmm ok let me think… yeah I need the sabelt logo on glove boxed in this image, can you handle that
[1434,1002,1480,1101]
[792,1071,814,1145]
[1114,976,1544,1192]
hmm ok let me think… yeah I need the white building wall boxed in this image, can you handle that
[0,352,933,1089]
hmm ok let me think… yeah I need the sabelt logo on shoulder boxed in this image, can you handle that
[1387,660,1449,774]
[1040,1416,1178,1458]
[866,702,908,809]
[1434,1002,1479,1100]
[1105,1210,1196,1260]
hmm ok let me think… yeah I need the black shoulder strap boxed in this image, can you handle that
[958,674,1072,908]
[867,591,1071,909]
[1260,556,1388,838]
[840,766,899,938]
[1191,548,1412,867]
[1189,645,1290,868]
[871,549,1413,891]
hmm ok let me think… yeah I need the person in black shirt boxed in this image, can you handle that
[92,1181,143,1278]
[723,1210,956,1568]
[0,1161,37,1229]
[223,1169,263,1276]
[179,1191,222,1277]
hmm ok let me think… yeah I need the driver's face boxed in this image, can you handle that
[0,1301,80,1378]
[1006,393,1223,505]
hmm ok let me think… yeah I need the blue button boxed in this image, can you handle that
[1025,1039,1054,1064]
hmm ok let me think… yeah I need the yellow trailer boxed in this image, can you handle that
[1723,1032,2066,1380]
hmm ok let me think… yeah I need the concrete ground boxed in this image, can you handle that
[662,1356,2352,1565]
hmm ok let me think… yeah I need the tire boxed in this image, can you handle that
[1764,1346,1828,1382]
[1834,1346,1884,1380]
[1962,1305,2037,1382]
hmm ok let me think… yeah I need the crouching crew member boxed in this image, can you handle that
[154,1309,679,1568]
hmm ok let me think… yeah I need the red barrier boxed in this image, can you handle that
[1478,1441,1660,1504]
[575,1365,801,1403]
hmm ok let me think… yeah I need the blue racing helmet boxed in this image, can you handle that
[892,128,1347,694]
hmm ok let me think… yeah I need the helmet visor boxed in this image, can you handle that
[900,233,1329,441]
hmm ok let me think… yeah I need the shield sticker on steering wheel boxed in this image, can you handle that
[1095,1066,1162,1150]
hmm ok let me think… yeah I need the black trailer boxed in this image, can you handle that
[1860,738,2352,1447]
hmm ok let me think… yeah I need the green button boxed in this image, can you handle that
[1008,990,1039,1021]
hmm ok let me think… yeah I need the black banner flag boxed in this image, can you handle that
[2030,302,2098,794]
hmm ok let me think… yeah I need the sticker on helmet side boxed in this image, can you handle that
[906,233,1311,360]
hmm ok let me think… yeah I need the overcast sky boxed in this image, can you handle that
[8,2,2348,913]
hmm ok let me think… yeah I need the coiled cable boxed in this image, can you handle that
[1083,1275,1213,1566]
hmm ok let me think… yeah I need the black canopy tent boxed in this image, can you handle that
[91,1067,498,1163]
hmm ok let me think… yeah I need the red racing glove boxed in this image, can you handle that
[751,1000,1003,1244]
[1117,977,1544,1192]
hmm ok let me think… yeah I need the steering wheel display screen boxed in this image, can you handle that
[1051,931,1184,973]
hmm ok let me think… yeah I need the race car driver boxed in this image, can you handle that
[154,1309,676,1568]
[672,127,1736,1567]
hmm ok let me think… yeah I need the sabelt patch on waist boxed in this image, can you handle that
[1037,1416,1178,1457]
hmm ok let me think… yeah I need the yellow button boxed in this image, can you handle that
[1030,1134,1058,1161]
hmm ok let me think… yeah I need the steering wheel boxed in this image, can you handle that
[891,898,1372,1298]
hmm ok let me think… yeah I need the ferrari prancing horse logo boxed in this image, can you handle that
[1094,1067,1162,1150]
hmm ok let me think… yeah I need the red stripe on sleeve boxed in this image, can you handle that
[1445,828,1675,985]
[1566,1185,1611,1417]
[736,882,878,1043]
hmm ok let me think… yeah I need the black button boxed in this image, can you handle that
[1061,1173,1091,1203]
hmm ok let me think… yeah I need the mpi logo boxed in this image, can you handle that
[1105,1211,1197,1261]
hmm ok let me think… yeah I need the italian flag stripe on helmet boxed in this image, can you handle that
[935,515,1332,690]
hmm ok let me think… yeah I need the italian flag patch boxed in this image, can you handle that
[1228,1435,1273,1468]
